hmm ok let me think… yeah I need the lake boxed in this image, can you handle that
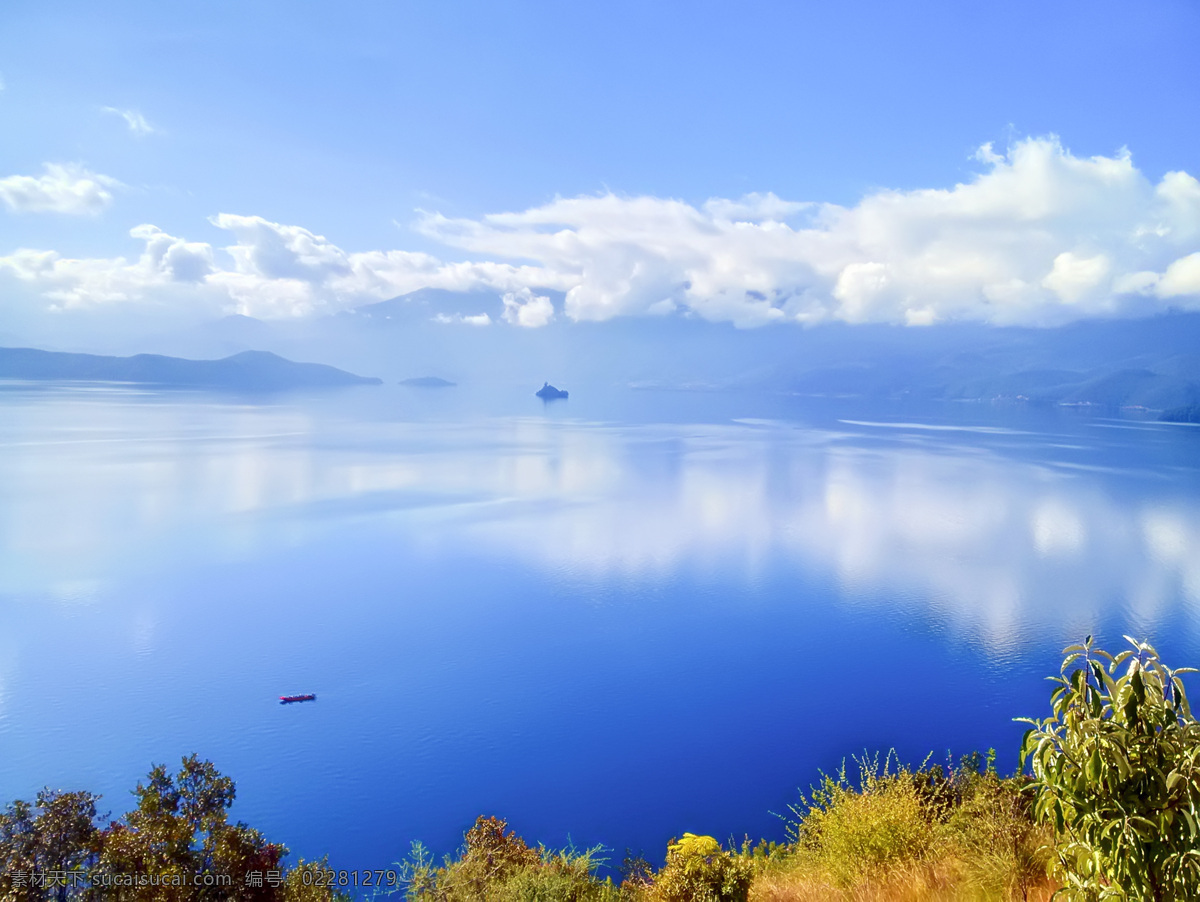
[1,381,1198,879]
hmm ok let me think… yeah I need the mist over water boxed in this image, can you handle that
[1,382,1198,875]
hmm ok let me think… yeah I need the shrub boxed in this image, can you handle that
[941,763,1052,899]
[1019,636,1200,900]
[762,750,1054,901]
[785,752,933,887]
[648,833,752,902]
[399,815,618,901]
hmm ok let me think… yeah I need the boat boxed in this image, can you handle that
[279,693,317,704]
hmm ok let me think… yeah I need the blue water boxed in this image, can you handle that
[1,382,1198,878]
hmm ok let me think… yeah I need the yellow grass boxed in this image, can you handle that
[749,858,1059,902]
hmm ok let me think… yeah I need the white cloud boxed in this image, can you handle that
[102,106,155,136]
[0,224,211,307]
[433,312,492,326]
[501,289,555,328]
[1041,252,1111,305]
[130,224,214,282]
[0,163,119,215]
[3,136,1200,324]
[198,213,565,317]
[419,137,1200,327]
[1157,252,1200,298]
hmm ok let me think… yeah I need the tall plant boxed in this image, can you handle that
[1019,636,1200,900]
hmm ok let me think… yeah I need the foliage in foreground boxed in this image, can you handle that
[4,637,1198,900]
[393,637,1197,900]
[396,816,754,902]
[398,761,1048,902]
[0,755,347,901]
[396,815,617,902]
[747,749,1053,902]
[1020,636,1200,901]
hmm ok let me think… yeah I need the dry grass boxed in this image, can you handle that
[749,857,1059,902]
[748,751,1059,902]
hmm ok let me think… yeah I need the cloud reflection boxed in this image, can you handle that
[0,388,1197,656]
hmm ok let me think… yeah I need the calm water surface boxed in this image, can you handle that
[1,382,1198,876]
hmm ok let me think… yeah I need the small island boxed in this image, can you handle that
[400,376,457,388]
[536,381,568,400]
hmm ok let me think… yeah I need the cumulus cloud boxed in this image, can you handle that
[2,137,1199,325]
[501,289,555,328]
[1157,252,1200,298]
[0,163,120,215]
[102,106,155,136]
[418,137,1200,327]
[200,213,564,318]
[0,213,559,318]
[0,223,212,307]
[433,312,492,326]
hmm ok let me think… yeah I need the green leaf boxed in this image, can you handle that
[1132,671,1146,704]
[1098,666,1119,698]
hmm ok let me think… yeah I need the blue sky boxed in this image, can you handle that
[1,0,1199,335]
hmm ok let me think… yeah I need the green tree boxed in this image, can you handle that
[0,789,101,901]
[95,754,286,901]
[1019,636,1200,900]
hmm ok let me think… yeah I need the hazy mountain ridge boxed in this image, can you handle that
[735,313,1200,409]
[17,289,1200,408]
[0,347,382,390]
[400,376,456,388]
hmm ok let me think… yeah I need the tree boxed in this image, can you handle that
[1019,636,1200,900]
[0,789,101,901]
[95,754,286,901]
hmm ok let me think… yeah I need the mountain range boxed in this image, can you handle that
[7,289,1200,410]
[0,347,381,390]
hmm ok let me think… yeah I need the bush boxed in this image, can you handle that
[399,815,618,902]
[785,752,935,887]
[941,761,1052,899]
[1019,636,1200,900]
[647,834,752,902]
[759,750,1054,901]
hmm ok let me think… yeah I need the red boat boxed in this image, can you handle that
[279,693,316,704]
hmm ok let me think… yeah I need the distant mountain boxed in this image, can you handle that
[342,287,570,326]
[400,376,456,388]
[341,288,504,325]
[726,313,1200,410]
[0,347,382,390]
[47,296,1199,409]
